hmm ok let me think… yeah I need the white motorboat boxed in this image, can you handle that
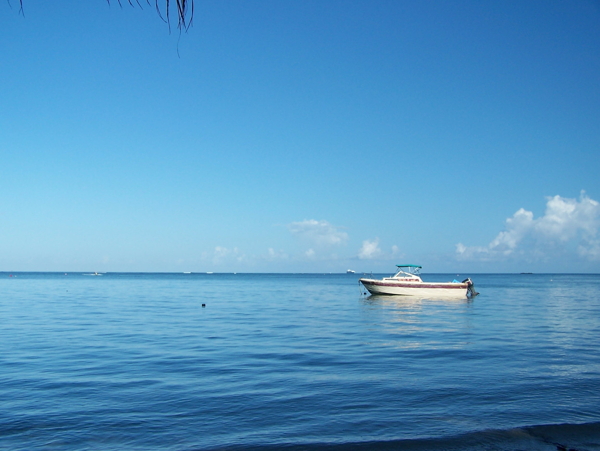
[346,269,356,274]
[360,265,478,297]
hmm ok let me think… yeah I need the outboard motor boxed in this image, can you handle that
[462,278,479,297]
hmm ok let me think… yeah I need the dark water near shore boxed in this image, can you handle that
[1,272,599,450]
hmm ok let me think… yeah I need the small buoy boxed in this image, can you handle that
[202,304,206,307]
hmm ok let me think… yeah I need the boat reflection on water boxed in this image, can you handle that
[364,293,474,305]
[359,293,475,350]
[362,293,474,312]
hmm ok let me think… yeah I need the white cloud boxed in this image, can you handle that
[288,219,348,246]
[487,208,534,255]
[357,240,402,260]
[536,192,599,240]
[457,192,600,262]
[213,246,245,264]
[358,238,382,259]
[578,239,600,260]
[266,248,288,261]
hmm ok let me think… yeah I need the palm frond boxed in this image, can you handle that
[13,0,193,31]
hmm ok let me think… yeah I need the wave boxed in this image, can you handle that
[207,422,600,451]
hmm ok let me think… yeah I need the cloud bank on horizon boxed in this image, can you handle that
[456,192,600,264]
[197,192,599,272]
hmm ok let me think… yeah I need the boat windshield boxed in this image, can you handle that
[393,265,422,278]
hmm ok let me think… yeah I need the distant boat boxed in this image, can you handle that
[84,272,102,276]
[360,265,478,297]
[346,269,356,274]
[206,272,214,274]
[183,272,192,274]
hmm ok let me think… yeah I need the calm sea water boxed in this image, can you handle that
[1,272,599,451]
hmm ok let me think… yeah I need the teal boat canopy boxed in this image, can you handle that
[396,265,422,268]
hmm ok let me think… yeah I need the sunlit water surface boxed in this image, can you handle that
[1,273,599,450]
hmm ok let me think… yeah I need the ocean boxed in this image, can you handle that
[1,272,599,450]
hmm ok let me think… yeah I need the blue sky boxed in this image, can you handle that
[1,0,599,273]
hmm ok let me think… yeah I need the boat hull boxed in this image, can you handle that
[359,278,469,297]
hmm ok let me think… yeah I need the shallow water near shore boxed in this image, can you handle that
[1,272,599,450]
